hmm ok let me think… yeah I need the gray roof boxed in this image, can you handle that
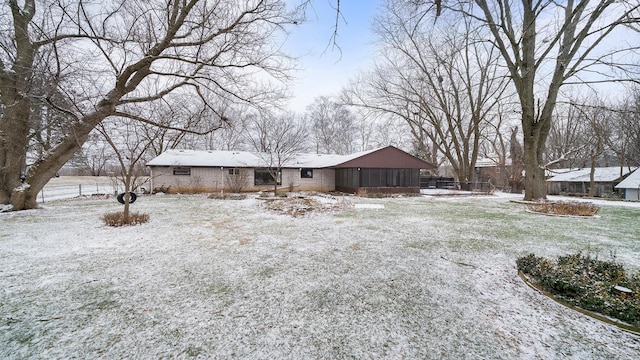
[615,168,640,189]
[547,167,636,183]
[146,148,382,169]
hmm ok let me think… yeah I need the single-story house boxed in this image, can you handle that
[546,167,637,197]
[614,168,640,201]
[146,145,437,194]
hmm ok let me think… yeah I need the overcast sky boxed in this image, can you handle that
[283,0,382,112]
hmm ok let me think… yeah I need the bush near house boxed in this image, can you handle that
[517,252,640,328]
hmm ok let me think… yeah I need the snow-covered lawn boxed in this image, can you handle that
[1,192,639,359]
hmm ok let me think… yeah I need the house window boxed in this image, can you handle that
[228,168,239,175]
[173,167,191,176]
[301,169,313,178]
[254,168,281,185]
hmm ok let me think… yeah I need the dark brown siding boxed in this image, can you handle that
[336,146,437,170]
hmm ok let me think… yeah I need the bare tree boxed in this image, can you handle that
[479,104,519,191]
[545,102,589,169]
[201,107,254,151]
[350,107,378,152]
[246,112,309,195]
[73,132,114,176]
[345,6,509,183]
[136,97,231,156]
[225,169,251,193]
[374,115,411,150]
[1,0,298,210]
[305,96,357,154]
[567,97,616,196]
[96,118,159,223]
[426,0,640,200]
[612,87,640,168]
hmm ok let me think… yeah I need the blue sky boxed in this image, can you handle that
[283,0,382,112]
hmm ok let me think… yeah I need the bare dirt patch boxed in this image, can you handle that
[260,195,353,217]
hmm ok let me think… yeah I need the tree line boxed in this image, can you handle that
[2,0,639,210]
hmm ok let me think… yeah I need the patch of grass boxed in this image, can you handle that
[184,345,203,357]
[258,266,277,278]
[10,329,35,345]
[102,211,150,226]
[527,201,599,216]
[517,252,640,327]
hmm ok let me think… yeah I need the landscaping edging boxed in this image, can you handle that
[518,271,640,336]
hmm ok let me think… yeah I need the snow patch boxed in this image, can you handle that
[13,183,31,191]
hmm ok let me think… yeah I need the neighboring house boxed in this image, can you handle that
[614,168,640,201]
[474,158,512,191]
[546,167,637,198]
[146,146,437,194]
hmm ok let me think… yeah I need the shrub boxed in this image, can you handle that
[527,201,599,216]
[153,185,171,193]
[102,211,150,227]
[517,252,640,328]
[225,169,249,193]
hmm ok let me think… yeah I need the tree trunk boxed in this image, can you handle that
[0,0,36,209]
[519,1,548,202]
[522,114,548,201]
[123,175,131,223]
[5,107,116,210]
[522,146,546,200]
[1,0,119,211]
[1,95,32,207]
[589,159,596,197]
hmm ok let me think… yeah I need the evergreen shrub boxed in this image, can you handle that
[517,252,640,328]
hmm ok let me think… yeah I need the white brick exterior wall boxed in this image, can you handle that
[149,166,335,193]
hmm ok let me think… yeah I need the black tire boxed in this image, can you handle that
[117,192,137,204]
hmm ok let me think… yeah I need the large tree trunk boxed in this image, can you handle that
[589,158,597,197]
[521,100,549,201]
[521,108,555,200]
[0,0,142,211]
[521,105,553,201]
[5,103,117,210]
[0,94,31,207]
[2,0,150,211]
[522,137,547,200]
[0,0,36,209]
[0,0,82,210]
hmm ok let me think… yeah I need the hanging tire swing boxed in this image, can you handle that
[117,192,137,204]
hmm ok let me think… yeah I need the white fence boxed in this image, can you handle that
[37,177,120,203]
